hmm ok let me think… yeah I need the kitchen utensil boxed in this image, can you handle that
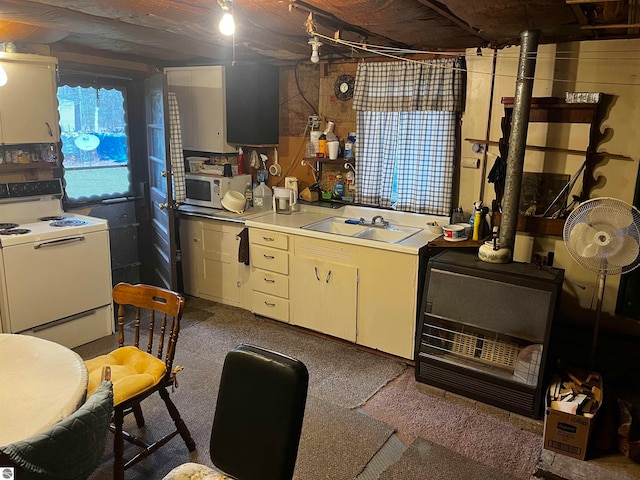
[221,190,246,213]
[268,148,281,176]
[272,187,296,214]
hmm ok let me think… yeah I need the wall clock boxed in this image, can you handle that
[334,74,355,101]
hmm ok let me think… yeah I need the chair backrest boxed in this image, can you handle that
[0,379,114,480]
[210,344,309,480]
[112,282,185,377]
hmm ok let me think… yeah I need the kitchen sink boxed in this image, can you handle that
[301,216,422,243]
[353,226,422,243]
[301,217,369,236]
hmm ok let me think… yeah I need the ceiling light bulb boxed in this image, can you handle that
[219,12,235,36]
[0,65,7,87]
[308,36,322,64]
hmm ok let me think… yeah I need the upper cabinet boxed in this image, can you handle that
[225,64,279,147]
[0,53,60,145]
[165,66,236,153]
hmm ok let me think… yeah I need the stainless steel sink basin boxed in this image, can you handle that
[353,226,422,243]
[301,217,422,244]
[301,217,368,236]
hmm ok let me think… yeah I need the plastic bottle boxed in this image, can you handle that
[244,182,253,209]
[253,181,272,208]
[317,134,327,157]
[344,133,356,158]
[333,174,345,199]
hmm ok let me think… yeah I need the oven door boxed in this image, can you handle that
[0,230,112,333]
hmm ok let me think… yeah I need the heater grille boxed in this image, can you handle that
[415,250,564,419]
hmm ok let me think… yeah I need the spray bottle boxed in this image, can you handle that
[471,201,483,241]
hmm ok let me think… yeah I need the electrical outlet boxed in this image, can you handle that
[307,115,320,130]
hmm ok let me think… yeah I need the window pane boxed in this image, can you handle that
[57,85,132,202]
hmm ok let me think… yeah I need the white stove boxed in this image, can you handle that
[0,180,114,348]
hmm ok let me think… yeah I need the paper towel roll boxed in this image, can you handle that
[513,233,534,263]
[462,158,480,169]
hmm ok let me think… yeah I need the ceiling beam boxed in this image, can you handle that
[415,0,490,42]
[289,0,415,50]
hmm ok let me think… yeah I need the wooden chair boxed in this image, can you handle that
[84,283,196,480]
[162,344,309,480]
[0,366,113,480]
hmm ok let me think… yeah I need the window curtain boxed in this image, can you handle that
[353,58,465,214]
[168,92,186,204]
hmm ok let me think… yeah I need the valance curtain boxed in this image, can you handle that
[353,58,465,215]
[353,58,465,113]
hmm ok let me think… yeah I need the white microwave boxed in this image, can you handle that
[185,173,251,209]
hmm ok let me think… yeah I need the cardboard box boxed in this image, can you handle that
[543,372,603,460]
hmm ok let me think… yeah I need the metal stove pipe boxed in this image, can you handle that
[499,30,540,253]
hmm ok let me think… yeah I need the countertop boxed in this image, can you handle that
[245,204,448,254]
[179,203,449,254]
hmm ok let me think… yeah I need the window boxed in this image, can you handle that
[57,82,132,203]
[353,59,465,216]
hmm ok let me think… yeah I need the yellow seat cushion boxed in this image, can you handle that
[85,346,167,406]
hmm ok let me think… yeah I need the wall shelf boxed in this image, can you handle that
[0,162,56,173]
[494,96,609,236]
[492,212,565,236]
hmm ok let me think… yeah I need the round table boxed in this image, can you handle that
[0,334,88,446]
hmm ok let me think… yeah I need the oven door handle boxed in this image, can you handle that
[34,236,85,249]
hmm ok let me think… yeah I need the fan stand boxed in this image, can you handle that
[590,271,606,369]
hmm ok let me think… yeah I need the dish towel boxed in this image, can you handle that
[237,228,250,265]
[168,92,186,204]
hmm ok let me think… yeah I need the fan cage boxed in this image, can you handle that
[563,197,640,275]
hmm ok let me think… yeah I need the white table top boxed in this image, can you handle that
[0,333,88,446]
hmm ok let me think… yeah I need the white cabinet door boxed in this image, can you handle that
[290,256,357,342]
[357,248,418,359]
[165,66,235,153]
[179,216,248,306]
[179,217,202,296]
[0,54,59,144]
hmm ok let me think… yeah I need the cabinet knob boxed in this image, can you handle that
[192,238,200,242]
[159,203,167,209]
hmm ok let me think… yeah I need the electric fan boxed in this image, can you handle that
[563,197,640,367]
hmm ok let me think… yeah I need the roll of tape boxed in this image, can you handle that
[462,158,480,169]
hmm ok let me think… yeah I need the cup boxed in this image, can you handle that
[223,164,232,177]
[328,141,340,160]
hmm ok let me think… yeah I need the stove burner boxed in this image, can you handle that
[0,228,31,235]
[39,216,66,221]
[50,219,88,227]
[0,223,19,230]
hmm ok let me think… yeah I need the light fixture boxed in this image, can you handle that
[308,36,322,63]
[0,65,7,87]
[218,0,235,36]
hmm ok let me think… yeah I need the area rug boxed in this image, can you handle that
[362,369,542,479]
[380,437,519,480]
[78,298,401,479]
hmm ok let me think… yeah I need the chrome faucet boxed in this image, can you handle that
[371,215,389,227]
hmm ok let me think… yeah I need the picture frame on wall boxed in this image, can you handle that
[519,172,570,217]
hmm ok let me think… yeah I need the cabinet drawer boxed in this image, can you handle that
[252,291,289,322]
[251,245,289,274]
[250,229,288,250]
[252,270,289,298]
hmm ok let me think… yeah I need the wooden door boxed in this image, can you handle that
[144,74,178,290]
